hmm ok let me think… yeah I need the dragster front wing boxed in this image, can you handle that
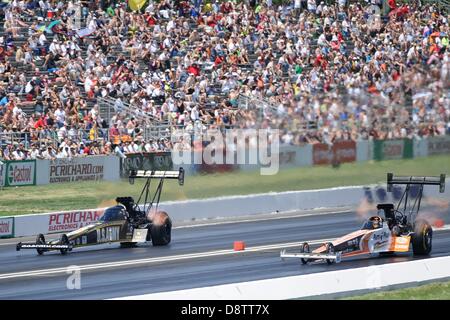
[16,243,72,251]
[280,249,342,264]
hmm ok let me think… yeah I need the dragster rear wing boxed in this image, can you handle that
[129,168,185,186]
[387,173,446,193]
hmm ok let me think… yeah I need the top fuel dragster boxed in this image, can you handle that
[16,168,184,255]
[280,173,446,265]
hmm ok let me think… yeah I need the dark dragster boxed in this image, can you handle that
[280,173,446,265]
[16,168,184,255]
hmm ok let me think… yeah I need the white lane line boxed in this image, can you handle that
[0,239,332,280]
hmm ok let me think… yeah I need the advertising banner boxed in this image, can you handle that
[278,148,297,166]
[428,136,450,156]
[373,139,413,161]
[49,157,105,183]
[5,160,36,186]
[0,217,14,238]
[121,152,173,178]
[312,143,332,165]
[332,140,357,163]
[237,145,313,172]
[198,148,237,174]
[313,141,356,165]
[47,209,105,233]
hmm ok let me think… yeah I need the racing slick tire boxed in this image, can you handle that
[36,234,46,255]
[150,211,172,246]
[325,242,335,265]
[300,242,310,265]
[412,220,432,256]
[59,234,70,255]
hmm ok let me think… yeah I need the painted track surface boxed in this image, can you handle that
[0,210,449,299]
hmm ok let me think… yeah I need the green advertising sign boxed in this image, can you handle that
[373,139,413,161]
[5,160,37,187]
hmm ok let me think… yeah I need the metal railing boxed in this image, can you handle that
[0,132,59,149]
[97,96,164,125]
[238,93,279,123]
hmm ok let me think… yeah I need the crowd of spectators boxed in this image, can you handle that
[0,0,449,160]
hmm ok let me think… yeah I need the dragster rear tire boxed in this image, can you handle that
[300,242,310,265]
[36,234,46,255]
[325,242,335,265]
[412,220,432,255]
[150,211,172,246]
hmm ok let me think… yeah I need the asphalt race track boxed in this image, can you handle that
[1,210,449,299]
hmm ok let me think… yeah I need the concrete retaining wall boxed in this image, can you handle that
[114,255,450,300]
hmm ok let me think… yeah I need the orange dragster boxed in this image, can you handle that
[281,173,446,265]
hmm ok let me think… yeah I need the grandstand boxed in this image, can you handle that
[0,0,448,160]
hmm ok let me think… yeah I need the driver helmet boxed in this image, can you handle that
[371,216,382,229]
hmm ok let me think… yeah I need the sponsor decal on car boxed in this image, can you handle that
[389,236,411,252]
[97,226,120,243]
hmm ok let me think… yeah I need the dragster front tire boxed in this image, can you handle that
[300,242,310,265]
[412,220,432,255]
[150,211,172,246]
[325,242,335,265]
[59,234,69,255]
[36,234,46,255]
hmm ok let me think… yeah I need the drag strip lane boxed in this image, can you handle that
[0,209,449,299]
[1,224,450,281]
[0,239,333,280]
